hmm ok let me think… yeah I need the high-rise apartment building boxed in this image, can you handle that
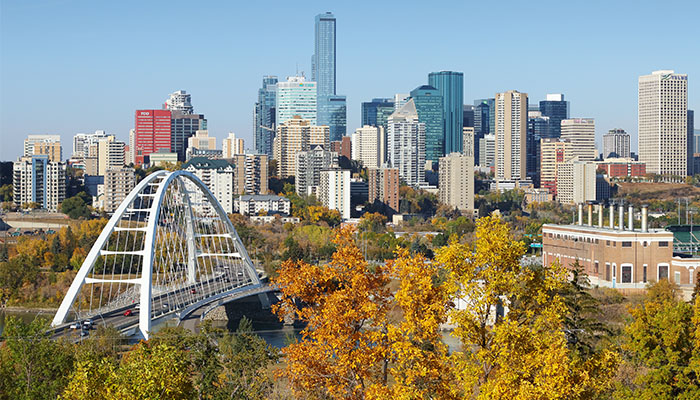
[361,98,395,131]
[231,153,269,195]
[182,158,236,213]
[429,71,464,155]
[495,90,528,181]
[296,146,338,196]
[602,129,631,159]
[561,118,596,162]
[73,130,111,159]
[97,139,125,176]
[410,85,443,163]
[254,76,278,157]
[223,132,245,158]
[439,152,474,212]
[273,116,330,178]
[638,70,688,176]
[319,169,350,220]
[387,99,426,188]
[164,90,194,114]
[394,93,410,111]
[128,129,135,165]
[103,167,135,213]
[276,76,317,125]
[367,167,400,214]
[134,109,172,165]
[463,127,475,158]
[478,134,495,168]
[540,138,572,195]
[557,160,597,204]
[24,135,62,162]
[13,155,66,212]
[351,125,385,169]
[539,94,569,138]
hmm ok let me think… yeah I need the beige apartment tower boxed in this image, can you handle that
[273,116,330,178]
[438,152,474,212]
[561,118,596,162]
[638,70,688,177]
[494,90,527,181]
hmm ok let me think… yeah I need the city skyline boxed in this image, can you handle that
[1,1,698,161]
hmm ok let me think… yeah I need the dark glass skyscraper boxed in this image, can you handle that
[254,76,278,157]
[527,113,550,186]
[361,98,394,130]
[473,98,494,163]
[462,105,474,128]
[428,71,464,155]
[410,85,443,163]
[313,12,346,141]
[539,94,569,138]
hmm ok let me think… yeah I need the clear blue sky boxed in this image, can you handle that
[1,0,698,161]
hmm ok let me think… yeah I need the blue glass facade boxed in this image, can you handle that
[428,71,464,155]
[318,95,347,142]
[527,115,550,186]
[473,99,494,163]
[410,85,443,163]
[539,97,569,138]
[254,76,278,156]
[313,12,335,97]
[361,98,394,130]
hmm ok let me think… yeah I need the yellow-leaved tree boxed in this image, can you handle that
[436,215,618,399]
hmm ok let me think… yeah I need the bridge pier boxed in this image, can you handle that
[258,293,271,309]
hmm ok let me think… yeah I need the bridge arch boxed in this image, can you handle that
[52,170,262,339]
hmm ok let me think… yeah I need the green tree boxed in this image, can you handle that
[0,317,75,400]
[0,184,12,202]
[60,195,91,219]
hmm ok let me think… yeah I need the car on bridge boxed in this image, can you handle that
[123,309,133,317]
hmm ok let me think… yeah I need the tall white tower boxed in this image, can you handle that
[638,70,688,177]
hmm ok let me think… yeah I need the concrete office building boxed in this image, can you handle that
[556,160,596,204]
[387,99,426,188]
[319,169,351,220]
[639,70,688,177]
[561,118,596,162]
[273,116,329,179]
[103,167,135,213]
[478,134,496,168]
[603,129,631,159]
[540,139,572,195]
[187,130,216,151]
[182,158,236,213]
[495,90,528,181]
[438,152,474,212]
[223,132,245,158]
[276,76,317,126]
[351,125,385,169]
[295,146,338,196]
[368,167,400,214]
[13,155,66,212]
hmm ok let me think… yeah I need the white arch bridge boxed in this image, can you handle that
[51,170,272,339]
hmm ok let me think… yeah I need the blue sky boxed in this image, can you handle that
[1,0,698,161]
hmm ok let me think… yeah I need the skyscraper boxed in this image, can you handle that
[473,98,494,163]
[387,99,426,188]
[602,129,631,159]
[352,125,385,169]
[296,146,338,196]
[312,12,336,97]
[539,94,569,138]
[494,90,528,181]
[688,110,695,176]
[638,70,688,177]
[134,109,172,165]
[223,132,245,158]
[171,111,207,162]
[361,98,395,131]
[273,116,329,179]
[164,90,194,114]
[254,76,278,157]
[429,71,464,155]
[276,76,317,126]
[318,94,346,141]
[13,155,66,212]
[409,85,443,164]
[439,152,474,213]
[561,119,596,162]
[527,111,550,186]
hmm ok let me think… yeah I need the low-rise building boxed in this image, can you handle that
[596,158,646,178]
[234,194,291,216]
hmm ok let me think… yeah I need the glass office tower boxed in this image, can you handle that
[313,12,336,97]
[319,95,347,142]
[361,98,394,130]
[254,76,278,157]
[428,71,464,155]
[539,94,569,138]
[410,85,443,163]
[473,98,494,163]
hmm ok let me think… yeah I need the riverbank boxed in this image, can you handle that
[2,306,58,313]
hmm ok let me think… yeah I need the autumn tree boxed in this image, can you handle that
[436,216,618,399]
[614,280,700,399]
[273,226,393,399]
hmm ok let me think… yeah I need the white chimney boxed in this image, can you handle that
[642,205,648,232]
[578,203,583,226]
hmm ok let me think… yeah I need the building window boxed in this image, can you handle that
[621,265,632,283]
[659,241,669,247]
[658,264,669,281]
[622,241,632,247]
[606,240,610,246]
[594,261,599,274]
[643,265,647,283]
[605,263,611,281]
[674,271,681,285]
